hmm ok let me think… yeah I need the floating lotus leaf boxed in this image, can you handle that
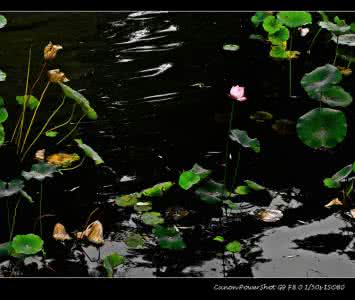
[53,223,72,241]
[249,111,273,123]
[74,139,104,165]
[152,225,186,250]
[324,198,343,208]
[0,179,25,198]
[244,180,265,191]
[213,236,225,242]
[301,64,342,96]
[223,44,240,51]
[225,240,241,253]
[16,95,39,110]
[296,108,347,149]
[235,185,251,195]
[179,171,200,190]
[58,83,97,120]
[22,162,57,181]
[317,86,352,108]
[115,193,141,207]
[263,16,282,34]
[319,21,350,35]
[229,129,260,153]
[133,201,152,212]
[277,11,312,28]
[102,253,125,277]
[268,26,289,45]
[47,153,80,168]
[254,208,283,222]
[251,11,273,27]
[141,212,164,226]
[45,131,59,137]
[195,180,225,205]
[11,234,44,256]
[272,119,295,135]
[0,124,4,145]
[142,181,174,197]
[0,70,6,81]
[124,233,145,249]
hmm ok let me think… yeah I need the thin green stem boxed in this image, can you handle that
[223,102,236,192]
[333,35,339,65]
[56,112,87,146]
[20,81,51,155]
[21,96,66,162]
[45,103,77,133]
[59,157,86,172]
[231,147,241,189]
[288,31,293,97]
[307,28,322,55]
[9,197,21,241]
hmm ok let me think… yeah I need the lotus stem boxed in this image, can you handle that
[46,103,77,133]
[9,197,21,241]
[223,102,236,192]
[56,112,87,146]
[333,35,339,65]
[20,81,51,155]
[288,31,293,97]
[21,96,66,162]
[307,28,322,55]
[231,147,241,189]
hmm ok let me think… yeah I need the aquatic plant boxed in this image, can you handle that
[102,252,125,277]
[152,225,186,250]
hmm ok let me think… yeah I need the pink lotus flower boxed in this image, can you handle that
[229,85,247,101]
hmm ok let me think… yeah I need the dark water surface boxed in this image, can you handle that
[0,12,355,277]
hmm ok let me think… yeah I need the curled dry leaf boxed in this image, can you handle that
[337,66,352,76]
[47,153,80,168]
[324,198,343,208]
[44,42,63,61]
[53,223,72,241]
[75,221,104,245]
[35,149,45,161]
[48,69,70,83]
[254,208,283,222]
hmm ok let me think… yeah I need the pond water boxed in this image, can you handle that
[0,11,355,277]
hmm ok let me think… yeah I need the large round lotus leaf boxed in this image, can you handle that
[11,234,44,255]
[0,15,7,29]
[318,86,352,107]
[332,33,355,46]
[296,108,347,149]
[0,70,6,82]
[268,26,289,45]
[141,212,164,226]
[277,11,312,28]
[16,95,39,110]
[251,11,273,27]
[301,64,342,95]
[263,16,282,34]
[0,124,4,145]
[229,129,260,153]
[319,21,350,35]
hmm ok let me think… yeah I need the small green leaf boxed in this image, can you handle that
[225,240,241,253]
[277,11,312,28]
[244,180,265,191]
[134,201,152,212]
[124,233,145,249]
[74,139,104,165]
[223,44,240,51]
[0,107,7,123]
[0,15,7,29]
[115,193,140,207]
[179,171,201,190]
[102,253,124,277]
[141,212,164,226]
[16,95,40,110]
[263,16,282,34]
[11,234,44,256]
[235,185,251,195]
[142,181,174,197]
[45,131,59,138]
[324,178,341,189]
[213,236,225,242]
[229,129,260,153]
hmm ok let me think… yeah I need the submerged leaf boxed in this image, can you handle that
[141,212,164,226]
[74,139,104,165]
[230,129,260,153]
[249,111,273,123]
[272,119,295,135]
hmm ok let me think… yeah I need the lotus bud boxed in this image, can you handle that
[44,42,63,61]
[48,69,69,83]
[229,85,247,102]
[298,27,310,37]
[53,223,72,241]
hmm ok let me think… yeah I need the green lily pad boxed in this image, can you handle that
[317,86,352,108]
[102,253,124,277]
[152,225,186,250]
[74,139,104,165]
[213,236,225,242]
[277,11,312,28]
[244,180,265,191]
[225,240,241,253]
[134,201,152,212]
[235,185,251,195]
[323,177,341,189]
[319,21,350,35]
[332,33,355,46]
[22,162,57,181]
[16,95,40,110]
[0,15,7,29]
[251,11,273,27]
[45,131,59,138]
[263,16,282,34]
[152,225,179,238]
[230,129,260,153]
[223,44,240,51]
[0,179,25,198]
[179,171,201,190]
[115,193,140,207]
[11,234,44,256]
[296,108,347,149]
[59,83,97,120]
[250,111,273,123]
[141,212,164,226]
[0,124,4,145]
[195,180,225,205]
[124,233,145,249]
[0,70,6,82]
[301,64,342,96]
[142,181,174,197]
[268,26,290,45]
